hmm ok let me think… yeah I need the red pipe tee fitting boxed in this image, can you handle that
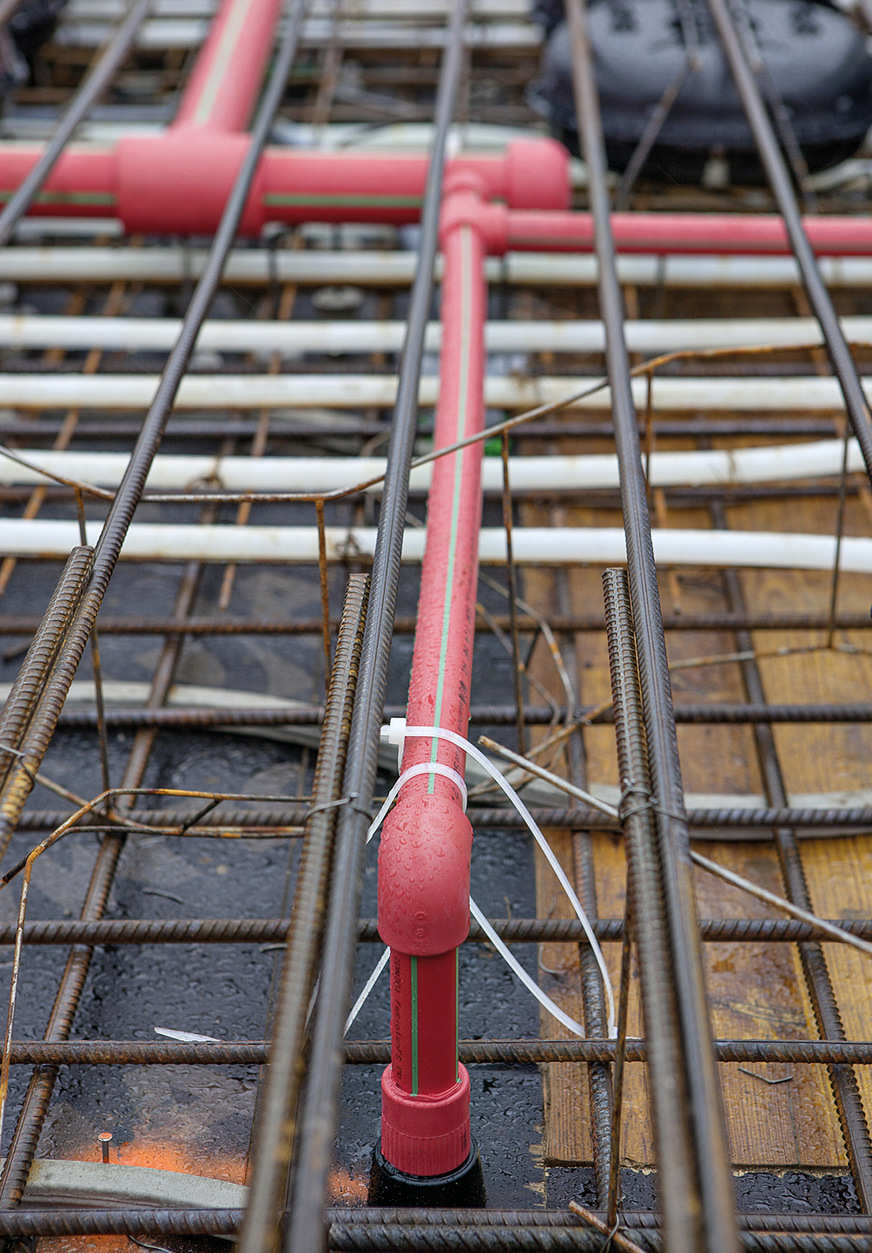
[0,137,570,236]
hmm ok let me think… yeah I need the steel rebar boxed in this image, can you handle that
[239,573,368,1253]
[564,4,739,1246]
[704,0,872,483]
[284,2,469,1245]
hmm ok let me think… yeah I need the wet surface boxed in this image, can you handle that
[546,1166,860,1215]
[0,540,547,1208]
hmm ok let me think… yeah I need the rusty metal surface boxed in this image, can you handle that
[0,0,870,1247]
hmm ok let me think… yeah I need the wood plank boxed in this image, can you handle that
[521,413,871,1169]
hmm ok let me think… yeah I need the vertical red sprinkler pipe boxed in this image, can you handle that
[374,176,489,1199]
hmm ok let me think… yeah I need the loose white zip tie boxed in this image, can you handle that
[346,759,467,1038]
[468,897,585,1038]
[345,944,390,1035]
[366,761,468,843]
[375,719,617,1038]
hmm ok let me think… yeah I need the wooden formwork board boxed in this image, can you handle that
[522,408,872,1170]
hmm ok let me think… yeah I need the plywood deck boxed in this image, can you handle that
[523,385,872,1171]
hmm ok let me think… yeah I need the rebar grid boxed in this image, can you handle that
[0,0,869,1249]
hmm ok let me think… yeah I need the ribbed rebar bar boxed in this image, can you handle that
[238,573,368,1253]
[602,567,700,1245]
[0,914,868,948]
[44,701,872,730]
[328,1227,869,1252]
[332,1211,872,1234]
[0,546,92,796]
[14,803,872,836]
[1,610,870,639]
[0,1036,868,1066]
[0,1208,863,1251]
[565,3,738,1246]
[704,0,872,484]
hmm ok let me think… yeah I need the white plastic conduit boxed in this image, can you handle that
[1,438,866,491]
[0,373,869,410]
[0,314,869,355]
[6,519,872,571]
[2,250,872,287]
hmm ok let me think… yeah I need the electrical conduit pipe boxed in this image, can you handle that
[375,175,489,1188]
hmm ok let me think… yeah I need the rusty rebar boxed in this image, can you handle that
[0,1037,867,1066]
[1,611,870,639]
[602,566,702,1249]
[0,913,867,948]
[0,546,93,798]
[239,573,368,1253]
[14,802,872,836]
[569,6,739,1243]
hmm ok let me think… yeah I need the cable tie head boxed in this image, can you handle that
[383,717,407,771]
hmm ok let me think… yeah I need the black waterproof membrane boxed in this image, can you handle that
[0,0,68,97]
[530,0,872,180]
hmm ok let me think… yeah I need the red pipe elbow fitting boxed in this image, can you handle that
[377,779,474,1176]
[377,790,473,957]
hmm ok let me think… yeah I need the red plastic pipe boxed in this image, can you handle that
[501,207,872,256]
[2,0,871,254]
[0,0,571,236]
[171,0,284,133]
[8,120,872,250]
[0,139,570,234]
[432,197,872,258]
[377,178,489,1178]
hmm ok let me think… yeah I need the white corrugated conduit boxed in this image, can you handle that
[0,313,868,355]
[0,373,867,409]
[0,438,866,492]
[3,520,872,571]
[2,250,872,287]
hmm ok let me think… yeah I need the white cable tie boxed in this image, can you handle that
[344,945,390,1036]
[469,897,585,1038]
[382,723,617,1038]
[366,761,468,843]
[382,716,408,773]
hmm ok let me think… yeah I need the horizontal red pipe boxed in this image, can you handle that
[172,0,284,133]
[11,132,872,257]
[0,139,569,235]
[377,198,488,1177]
[503,208,872,255]
[443,196,872,257]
